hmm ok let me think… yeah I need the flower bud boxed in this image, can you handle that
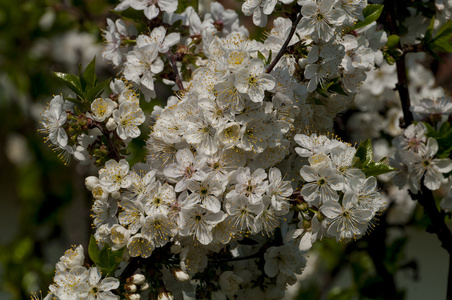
[111,191,121,200]
[140,282,149,291]
[170,242,181,254]
[158,291,174,300]
[106,118,117,131]
[298,58,308,69]
[125,283,137,293]
[130,274,146,285]
[85,176,99,191]
[173,269,190,282]
[126,294,140,300]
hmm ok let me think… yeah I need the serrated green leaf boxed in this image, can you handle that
[351,4,384,30]
[386,34,400,49]
[86,78,111,103]
[82,57,97,89]
[88,235,100,265]
[355,138,373,166]
[53,72,84,97]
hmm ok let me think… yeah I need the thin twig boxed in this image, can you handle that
[167,50,184,91]
[95,124,121,162]
[266,12,303,74]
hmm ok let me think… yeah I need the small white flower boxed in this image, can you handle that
[99,159,133,193]
[235,58,275,103]
[87,267,120,300]
[408,138,452,192]
[180,205,226,245]
[127,233,155,258]
[299,158,343,205]
[41,95,68,147]
[321,196,372,241]
[91,98,115,122]
[113,101,145,140]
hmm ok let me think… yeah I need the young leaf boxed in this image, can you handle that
[82,57,98,89]
[97,244,124,276]
[355,138,373,165]
[351,4,384,30]
[53,72,84,97]
[88,235,100,265]
[86,78,111,103]
[363,159,397,177]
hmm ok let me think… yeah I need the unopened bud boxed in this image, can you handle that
[302,219,311,230]
[111,191,121,200]
[173,269,190,282]
[130,274,146,285]
[106,118,117,131]
[158,291,174,300]
[295,202,308,212]
[125,283,137,293]
[85,176,99,191]
[126,294,140,300]
[140,282,149,291]
[170,243,181,254]
[298,58,308,69]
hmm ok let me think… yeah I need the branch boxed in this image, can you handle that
[266,12,303,74]
[95,124,121,162]
[167,50,184,91]
[386,1,414,128]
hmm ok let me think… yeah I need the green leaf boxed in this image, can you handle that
[111,8,145,22]
[97,244,124,276]
[425,16,435,41]
[426,121,452,158]
[88,235,100,265]
[257,51,266,63]
[85,78,111,102]
[363,159,397,177]
[386,34,400,49]
[351,4,384,30]
[355,138,373,166]
[53,72,84,97]
[327,82,348,96]
[266,50,272,65]
[82,57,97,89]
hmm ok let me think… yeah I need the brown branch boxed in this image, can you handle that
[266,12,303,74]
[386,1,414,128]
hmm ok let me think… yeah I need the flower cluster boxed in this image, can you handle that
[390,98,452,196]
[38,0,452,299]
[44,246,120,300]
